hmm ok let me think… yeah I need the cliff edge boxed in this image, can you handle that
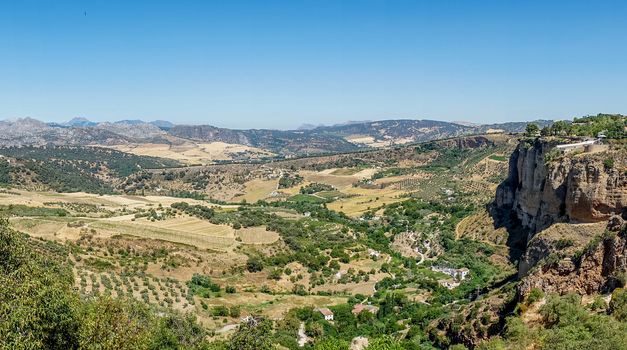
[496,139,626,236]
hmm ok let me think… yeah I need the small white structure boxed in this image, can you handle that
[555,140,595,153]
[431,266,470,281]
[316,308,334,321]
[367,249,380,258]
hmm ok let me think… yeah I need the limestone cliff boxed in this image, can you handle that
[496,139,626,236]
[518,216,626,297]
[494,138,626,295]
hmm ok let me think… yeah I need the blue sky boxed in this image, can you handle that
[1,0,626,129]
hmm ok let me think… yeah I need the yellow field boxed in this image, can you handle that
[327,186,405,216]
[0,189,220,211]
[344,134,415,148]
[221,167,407,217]
[300,169,367,188]
[235,226,280,244]
[232,178,279,203]
[107,141,275,164]
[10,217,79,239]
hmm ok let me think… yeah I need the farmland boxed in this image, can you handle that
[1,132,545,348]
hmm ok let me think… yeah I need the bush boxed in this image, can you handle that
[554,239,574,250]
[540,294,585,327]
[268,268,282,280]
[229,306,241,318]
[527,288,545,305]
[246,257,264,272]
[609,288,627,321]
[212,305,229,317]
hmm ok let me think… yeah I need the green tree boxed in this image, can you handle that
[525,123,540,137]
[313,337,350,350]
[609,288,627,321]
[366,336,405,349]
[78,297,153,350]
[246,257,264,272]
[0,219,80,350]
[148,313,208,350]
[549,120,572,136]
[228,319,273,350]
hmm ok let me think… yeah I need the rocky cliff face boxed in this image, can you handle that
[518,216,626,297]
[494,138,626,294]
[496,139,626,236]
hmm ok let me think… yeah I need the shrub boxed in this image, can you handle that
[212,305,229,317]
[554,239,574,250]
[527,288,545,305]
[609,288,627,321]
[540,294,585,326]
[229,306,241,318]
[246,257,264,272]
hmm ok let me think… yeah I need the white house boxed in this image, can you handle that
[316,308,334,321]
[367,249,380,258]
[431,266,470,281]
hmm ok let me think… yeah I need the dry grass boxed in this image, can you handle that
[10,217,77,238]
[235,226,280,244]
[88,220,236,250]
[0,189,220,211]
[327,186,405,217]
[107,141,274,164]
[232,179,279,203]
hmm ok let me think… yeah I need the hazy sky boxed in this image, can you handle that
[1,1,626,129]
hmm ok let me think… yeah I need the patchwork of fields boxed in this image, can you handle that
[0,135,520,337]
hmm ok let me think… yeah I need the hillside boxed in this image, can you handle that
[0,116,625,350]
[0,117,553,159]
[0,146,180,193]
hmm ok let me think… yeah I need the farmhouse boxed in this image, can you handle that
[352,304,379,316]
[367,249,380,258]
[431,266,470,281]
[316,308,334,321]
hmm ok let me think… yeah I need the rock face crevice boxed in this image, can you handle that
[496,139,626,238]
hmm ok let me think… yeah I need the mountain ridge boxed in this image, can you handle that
[0,117,553,156]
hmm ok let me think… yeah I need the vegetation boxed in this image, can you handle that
[300,182,335,194]
[278,172,304,189]
[0,146,179,193]
[0,218,212,349]
[540,114,626,139]
[0,129,624,349]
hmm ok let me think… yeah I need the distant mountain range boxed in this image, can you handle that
[0,117,553,155]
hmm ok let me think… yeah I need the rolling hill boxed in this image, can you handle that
[0,117,552,158]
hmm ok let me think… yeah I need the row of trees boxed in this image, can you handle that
[525,114,626,138]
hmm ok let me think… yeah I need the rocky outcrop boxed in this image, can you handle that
[519,216,626,297]
[496,139,626,236]
[494,138,625,290]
